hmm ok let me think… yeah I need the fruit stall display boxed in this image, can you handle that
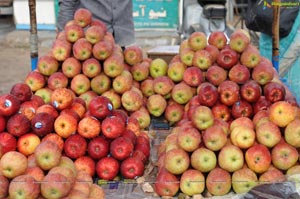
[0,7,300,199]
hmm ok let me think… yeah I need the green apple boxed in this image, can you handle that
[190,147,217,173]
[180,169,205,196]
[191,105,214,131]
[164,148,190,175]
[218,144,244,172]
[149,58,168,78]
[232,167,258,194]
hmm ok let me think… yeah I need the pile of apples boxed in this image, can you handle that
[0,5,300,198]
[152,30,300,197]
[0,142,105,198]
[0,8,154,199]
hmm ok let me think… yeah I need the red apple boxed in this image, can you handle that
[61,57,82,78]
[183,66,203,87]
[202,124,227,151]
[92,40,114,61]
[64,23,84,43]
[271,141,299,171]
[153,76,174,96]
[188,31,207,51]
[101,115,126,139]
[206,167,232,196]
[91,19,107,32]
[263,81,286,103]
[42,133,64,152]
[154,168,180,197]
[253,96,272,114]
[10,82,32,103]
[122,129,137,145]
[205,65,228,86]
[231,99,253,118]
[17,133,41,156]
[37,55,59,76]
[85,25,105,44]
[197,82,219,107]
[72,38,92,61]
[110,136,134,161]
[251,57,274,85]
[120,157,145,179]
[192,49,213,70]
[218,80,240,106]
[47,72,69,90]
[0,115,6,132]
[82,58,101,78]
[0,132,17,154]
[64,134,87,159]
[0,174,9,198]
[51,39,72,62]
[31,112,55,137]
[124,45,143,66]
[211,102,231,122]
[0,94,21,117]
[240,44,261,68]
[164,102,185,124]
[179,47,194,66]
[87,136,110,160]
[34,140,62,171]
[90,73,112,95]
[103,54,125,79]
[77,116,101,139]
[228,63,250,84]
[7,113,31,137]
[205,44,220,63]
[88,96,113,120]
[51,88,74,111]
[74,156,96,177]
[229,29,250,53]
[208,31,228,50]
[96,157,120,180]
[216,48,239,70]
[36,104,59,119]
[8,174,40,199]
[240,80,262,103]
[74,8,92,28]
[131,60,151,82]
[245,144,271,174]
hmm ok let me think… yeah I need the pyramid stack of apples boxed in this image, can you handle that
[0,8,153,199]
[152,31,300,197]
[0,6,300,198]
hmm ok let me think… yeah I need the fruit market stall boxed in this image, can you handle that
[0,7,300,199]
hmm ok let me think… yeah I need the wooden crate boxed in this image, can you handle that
[147,45,179,64]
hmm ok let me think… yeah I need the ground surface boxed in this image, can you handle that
[0,43,49,95]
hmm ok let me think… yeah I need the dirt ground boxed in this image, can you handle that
[0,43,50,95]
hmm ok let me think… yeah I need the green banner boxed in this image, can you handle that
[133,0,179,29]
